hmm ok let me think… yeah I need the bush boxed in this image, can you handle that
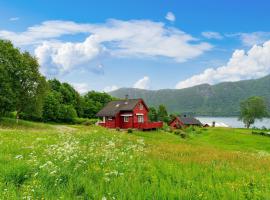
[252,131,270,137]
[58,105,77,123]
[73,118,88,124]
[116,127,120,131]
[180,132,188,139]
[82,119,98,126]
[127,128,133,133]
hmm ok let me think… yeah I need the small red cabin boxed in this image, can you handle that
[169,115,202,129]
[96,98,163,130]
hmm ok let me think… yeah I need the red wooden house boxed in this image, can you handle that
[96,98,163,130]
[169,115,202,129]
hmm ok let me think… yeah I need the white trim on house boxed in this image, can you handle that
[136,113,144,116]
[120,114,133,117]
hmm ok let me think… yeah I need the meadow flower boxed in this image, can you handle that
[15,155,23,159]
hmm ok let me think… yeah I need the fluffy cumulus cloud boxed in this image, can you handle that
[175,40,270,89]
[202,31,223,40]
[133,76,150,89]
[165,12,176,22]
[103,85,118,92]
[0,19,212,75]
[34,36,102,73]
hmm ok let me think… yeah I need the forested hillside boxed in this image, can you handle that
[110,75,270,116]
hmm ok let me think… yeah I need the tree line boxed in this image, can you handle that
[0,40,113,123]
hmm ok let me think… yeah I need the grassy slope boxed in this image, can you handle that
[1,119,270,199]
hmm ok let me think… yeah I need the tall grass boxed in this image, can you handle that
[1,120,270,199]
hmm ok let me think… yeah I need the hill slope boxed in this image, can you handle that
[110,75,270,116]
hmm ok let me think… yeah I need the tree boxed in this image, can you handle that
[0,40,47,120]
[13,52,47,121]
[0,65,14,117]
[148,107,158,122]
[0,40,20,117]
[239,96,268,128]
[157,104,169,122]
[82,91,113,118]
[42,92,61,122]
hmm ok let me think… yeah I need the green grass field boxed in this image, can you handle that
[1,118,270,199]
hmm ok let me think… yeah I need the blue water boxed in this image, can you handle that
[197,117,270,129]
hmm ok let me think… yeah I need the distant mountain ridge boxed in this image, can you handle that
[110,75,270,116]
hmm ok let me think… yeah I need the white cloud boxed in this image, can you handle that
[72,83,90,94]
[175,40,270,89]
[165,12,176,22]
[35,36,102,73]
[0,20,93,45]
[9,17,19,21]
[133,76,150,89]
[0,19,212,74]
[202,31,223,39]
[103,85,118,92]
[239,32,270,46]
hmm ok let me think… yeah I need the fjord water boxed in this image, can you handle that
[197,117,270,129]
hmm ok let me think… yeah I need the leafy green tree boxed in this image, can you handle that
[47,79,83,117]
[58,104,77,123]
[0,65,14,117]
[0,40,47,120]
[42,92,61,122]
[82,91,113,118]
[239,96,268,128]
[157,104,169,122]
[13,52,47,120]
[148,107,158,122]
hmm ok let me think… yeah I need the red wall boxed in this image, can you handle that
[133,100,148,124]
[103,99,150,129]
[169,117,184,128]
[104,117,116,128]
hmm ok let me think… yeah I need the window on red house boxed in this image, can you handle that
[138,115,144,123]
[124,116,129,122]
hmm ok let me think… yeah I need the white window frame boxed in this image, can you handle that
[107,117,113,121]
[138,115,144,123]
[124,116,129,122]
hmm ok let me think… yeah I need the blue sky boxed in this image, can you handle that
[1,0,270,93]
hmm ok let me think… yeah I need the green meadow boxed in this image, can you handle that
[1,118,270,199]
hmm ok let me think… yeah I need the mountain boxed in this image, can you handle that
[110,75,270,116]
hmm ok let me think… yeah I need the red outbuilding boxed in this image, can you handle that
[169,115,202,129]
[96,98,163,130]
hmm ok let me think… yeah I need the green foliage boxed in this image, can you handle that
[0,40,47,120]
[58,105,77,123]
[157,104,169,122]
[239,96,269,128]
[110,75,270,116]
[127,128,133,133]
[252,131,270,137]
[148,107,158,122]
[82,91,113,119]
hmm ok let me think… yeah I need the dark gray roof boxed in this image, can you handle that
[96,99,141,117]
[178,116,202,126]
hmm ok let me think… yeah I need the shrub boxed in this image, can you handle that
[73,118,88,124]
[82,119,98,126]
[180,132,188,139]
[174,130,181,135]
[127,128,133,133]
[116,127,120,131]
